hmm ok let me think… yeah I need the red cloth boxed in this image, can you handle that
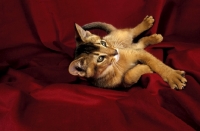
[0,0,200,130]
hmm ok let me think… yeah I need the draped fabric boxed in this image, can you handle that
[0,0,200,130]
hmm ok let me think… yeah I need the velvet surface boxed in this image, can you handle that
[0,0,200,130]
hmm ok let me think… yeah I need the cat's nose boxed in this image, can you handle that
[114,49,118,55]
[105,47,118,56]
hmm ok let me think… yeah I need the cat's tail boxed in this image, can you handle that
[82,22,117,33]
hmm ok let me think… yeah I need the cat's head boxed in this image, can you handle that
[68,23,119,78]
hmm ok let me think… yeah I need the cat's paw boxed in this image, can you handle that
[123,65,153,88]
[123,83,133,88]
[143,15,155,29]
[149,34,163,44]
[123,77,138,88]
[163,70,187,90]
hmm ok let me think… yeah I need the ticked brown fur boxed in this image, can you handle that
[69,16,187,89]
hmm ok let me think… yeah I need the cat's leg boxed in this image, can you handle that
[136,34,163,49]
[130,16,155,38]
[135,50,187,90]
[123,64,153,88]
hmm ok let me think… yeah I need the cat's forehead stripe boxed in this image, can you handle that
[92,52,99,55]
[75,43,99,56]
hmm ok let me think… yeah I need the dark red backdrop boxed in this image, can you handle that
[0,0,200,130]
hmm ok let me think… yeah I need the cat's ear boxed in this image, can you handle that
[68,58,86,77]
[75,23,92,43]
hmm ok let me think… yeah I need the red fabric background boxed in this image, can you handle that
[1,0,200,130]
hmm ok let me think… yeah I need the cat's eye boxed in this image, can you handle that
[97,56,105,62]
[100,40,107,47]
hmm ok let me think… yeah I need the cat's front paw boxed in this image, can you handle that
[143,15,154,29]
[163,70,187,90]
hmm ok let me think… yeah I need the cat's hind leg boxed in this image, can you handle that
[123,64,153,88]
[130,16,155,38]
[136,34,163,49]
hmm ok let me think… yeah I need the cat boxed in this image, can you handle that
[68,16,187,90]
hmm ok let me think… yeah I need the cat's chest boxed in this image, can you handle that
[117,59,137,69]
[117,49,138,68]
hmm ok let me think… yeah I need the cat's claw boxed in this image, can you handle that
[163,70,187,90]
[143,15,155,29]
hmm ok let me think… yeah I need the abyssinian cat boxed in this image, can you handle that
[68,16,187,90]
